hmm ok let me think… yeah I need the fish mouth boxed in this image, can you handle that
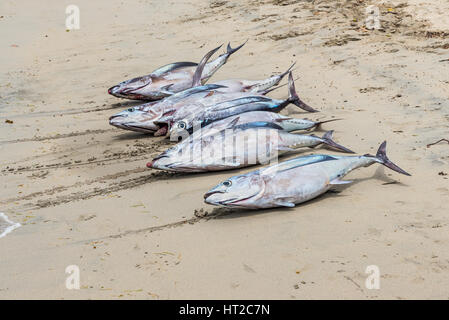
[147,155,170,169]
[109,117,158,133]
[152,154,169,161]
[124,125,157,133]
[146,160,155,168]
[121,80,151,94]
[204,185,263,207]
[108,85,119,95]
[108,85,151,100]
[204,192,254,207]
[109,114,124,121]
[203,190,224,200]
[108,85,128,98]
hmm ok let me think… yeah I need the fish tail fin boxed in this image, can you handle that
[320,130,355,153]
[264,62,297,91]
[315,118,342,129]
[369,141,411,176]
[261,76,299,95]
[279,62,296,79]
[226,40,247,56]
[287,72,318,113]
[192,44,222,87]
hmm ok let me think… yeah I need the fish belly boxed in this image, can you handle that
[264,165,330,206]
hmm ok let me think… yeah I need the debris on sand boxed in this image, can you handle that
[427,139,449,148]
[0,212,21,238]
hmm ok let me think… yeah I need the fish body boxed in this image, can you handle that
[203,141,410,209]
[166,72,317,137]
[109,83,228,134]
[108,42,245,100]
[108,84,290,135]
[148,123,353,172]
[109,61,303,135]
[213,62,295,94]
[179,111,335,140]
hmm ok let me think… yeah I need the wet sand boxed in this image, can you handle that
[0,0,448,299]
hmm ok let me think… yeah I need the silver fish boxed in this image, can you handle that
[109,68,301,136]
[172,111,339,139]
[109,83,227,134]
[164,72,318,137]
[213,62,296,94]
[147,122,353,172]
[204,141,410,209]
[108,42,245,100]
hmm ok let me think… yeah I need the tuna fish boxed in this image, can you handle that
[189,111,339,135]
[213,63,296,94]
[110,68,312,136]
[108,42,245,100]
[109,83,227,134]
[203,141,410,209]
[162,72,318,137]
[147,121,353,172]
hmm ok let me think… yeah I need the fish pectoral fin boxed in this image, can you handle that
[273,200,295,208]
[160,84,175,95]
[225,116,240,129]
[329,178,353,185]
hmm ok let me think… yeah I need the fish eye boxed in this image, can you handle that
[127,107,134,112]
[222,180,232,187]
[178,121,186,129]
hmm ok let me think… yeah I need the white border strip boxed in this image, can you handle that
[0,212,21,238]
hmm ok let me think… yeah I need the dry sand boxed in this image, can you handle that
[0,0,448,299]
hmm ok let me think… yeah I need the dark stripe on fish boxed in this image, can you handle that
[151,61,198,77]
[168,84,228,102]
[269,154,338,174]
[208,96,274,111]
[234,121,284,131]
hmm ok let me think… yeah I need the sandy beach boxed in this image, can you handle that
[1,0,448,299]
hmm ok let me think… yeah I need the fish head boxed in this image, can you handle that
[146,146,182,171]
[204,173,265,208]
[169,111,204,137]
[109,106,159,133]
[108,75,153,100]
[169,119,192,137]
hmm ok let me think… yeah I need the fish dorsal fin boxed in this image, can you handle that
[262,154,337,176]
[234,121,283,131]
[192,45,222,87]
[151,62,198,77]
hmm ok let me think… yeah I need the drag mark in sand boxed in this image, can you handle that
[80,208,229,243]
[26,171,182,210]
[0,167,149,206]
[1,142,166,174]
[0,129,116,145]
